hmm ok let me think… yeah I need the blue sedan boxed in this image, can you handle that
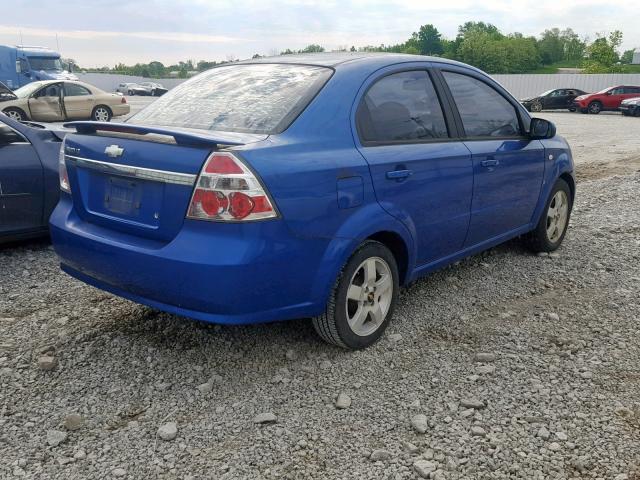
[50,53,575,349]
[0,113,64,242]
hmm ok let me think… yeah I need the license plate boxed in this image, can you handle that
[105,178,141,215]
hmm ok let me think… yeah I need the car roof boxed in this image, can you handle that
[238,52,475,70]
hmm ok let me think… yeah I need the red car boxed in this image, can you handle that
[574,85,640,114]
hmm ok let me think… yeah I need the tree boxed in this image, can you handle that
[412,24,444,55]
[560,28,586,62]
[538,28,564,65]
[621,49,635,64]
[299,44,325,53]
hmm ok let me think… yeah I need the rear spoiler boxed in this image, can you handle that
[63,121,261,147]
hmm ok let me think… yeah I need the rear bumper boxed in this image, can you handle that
[111,104,130,117]
[50,196,336,324]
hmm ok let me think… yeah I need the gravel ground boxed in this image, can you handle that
[1,111,639,479]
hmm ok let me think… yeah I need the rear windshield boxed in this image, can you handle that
[128,64,332,134]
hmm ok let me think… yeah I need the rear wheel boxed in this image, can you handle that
[3,107,27,121]
[524,179,572,253]
[92,105,112,122]
[312,241,399,349]
[568,107,576,112]
[588,101,602,114]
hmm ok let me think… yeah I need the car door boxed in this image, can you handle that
[439,69,545,247]
[355,68,473,265]
[63,82,95,120]
[604,87,625,109]
[27,83,64,121]
[549,89,568,109]
[0,120,44,234]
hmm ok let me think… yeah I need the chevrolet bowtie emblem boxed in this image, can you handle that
[105,145,124,158]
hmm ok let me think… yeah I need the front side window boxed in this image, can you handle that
[64,83,91,97]
[443,71,521,138]
[129,64,332,134]
[357,70,448,143]
[609,87,624,95]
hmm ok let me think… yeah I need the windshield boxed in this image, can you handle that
[129,63,333,134]
[13,82,48,98]
[27,56,63,71]
[539,89,554,97]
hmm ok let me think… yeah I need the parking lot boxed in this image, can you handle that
[1,108,639,479]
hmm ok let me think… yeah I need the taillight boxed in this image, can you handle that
[187,152,277,221]
[59,140,71,193]
[121,96,127,104]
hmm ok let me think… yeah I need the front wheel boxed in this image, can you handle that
[588,101,602,114]
[530,101,543,113]
[312,241,399,349]
[3,107,26,121]
[524,179,572,253]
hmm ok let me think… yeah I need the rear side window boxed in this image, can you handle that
[357,70,448,143]
[443,71,521,138]
[624,86,640,94]
[129,64,332,134]
[64,83,91,96]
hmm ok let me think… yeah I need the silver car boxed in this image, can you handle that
[115,82,151,96]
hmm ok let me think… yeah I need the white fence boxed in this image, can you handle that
[77,72,640,99]
[493,74,640,99]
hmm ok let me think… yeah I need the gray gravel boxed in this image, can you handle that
[1,112,640,478]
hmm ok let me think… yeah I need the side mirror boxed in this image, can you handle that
[529,118,556,140]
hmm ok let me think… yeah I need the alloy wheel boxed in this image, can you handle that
[589,103,601,114]
[546,190,569,243]
[345,257,393,337]
[4,110,22,121]
[94,108,110,122]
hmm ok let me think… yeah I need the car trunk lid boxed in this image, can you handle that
[62,122,266,242]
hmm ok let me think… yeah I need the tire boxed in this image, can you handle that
[312,240,399,350]
[580,108,588,114]
[530,101,543,113]
[524,179,572,253]
[2,107,27,122]
[634,108,640,118]
[588,101,602,114]
[568,107,576,112]
[622,111,630,116]
[91,105,112,122]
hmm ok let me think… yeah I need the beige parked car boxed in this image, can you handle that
[0,80,130,122]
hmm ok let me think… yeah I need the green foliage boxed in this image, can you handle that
[86,23,628,77]
[621,49,635,64]
[412,24,443,55]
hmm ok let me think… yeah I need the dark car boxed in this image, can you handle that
[51,53,574,349]
[140,82,168,96]
[619,97,640,117]
[0,112,65,242]
[573,86,640,114]
[521,88,587,112]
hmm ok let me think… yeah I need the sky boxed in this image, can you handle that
[2,0,639,68]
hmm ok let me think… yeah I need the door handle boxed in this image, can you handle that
[386,169,413,180]
[481,159,499,167]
